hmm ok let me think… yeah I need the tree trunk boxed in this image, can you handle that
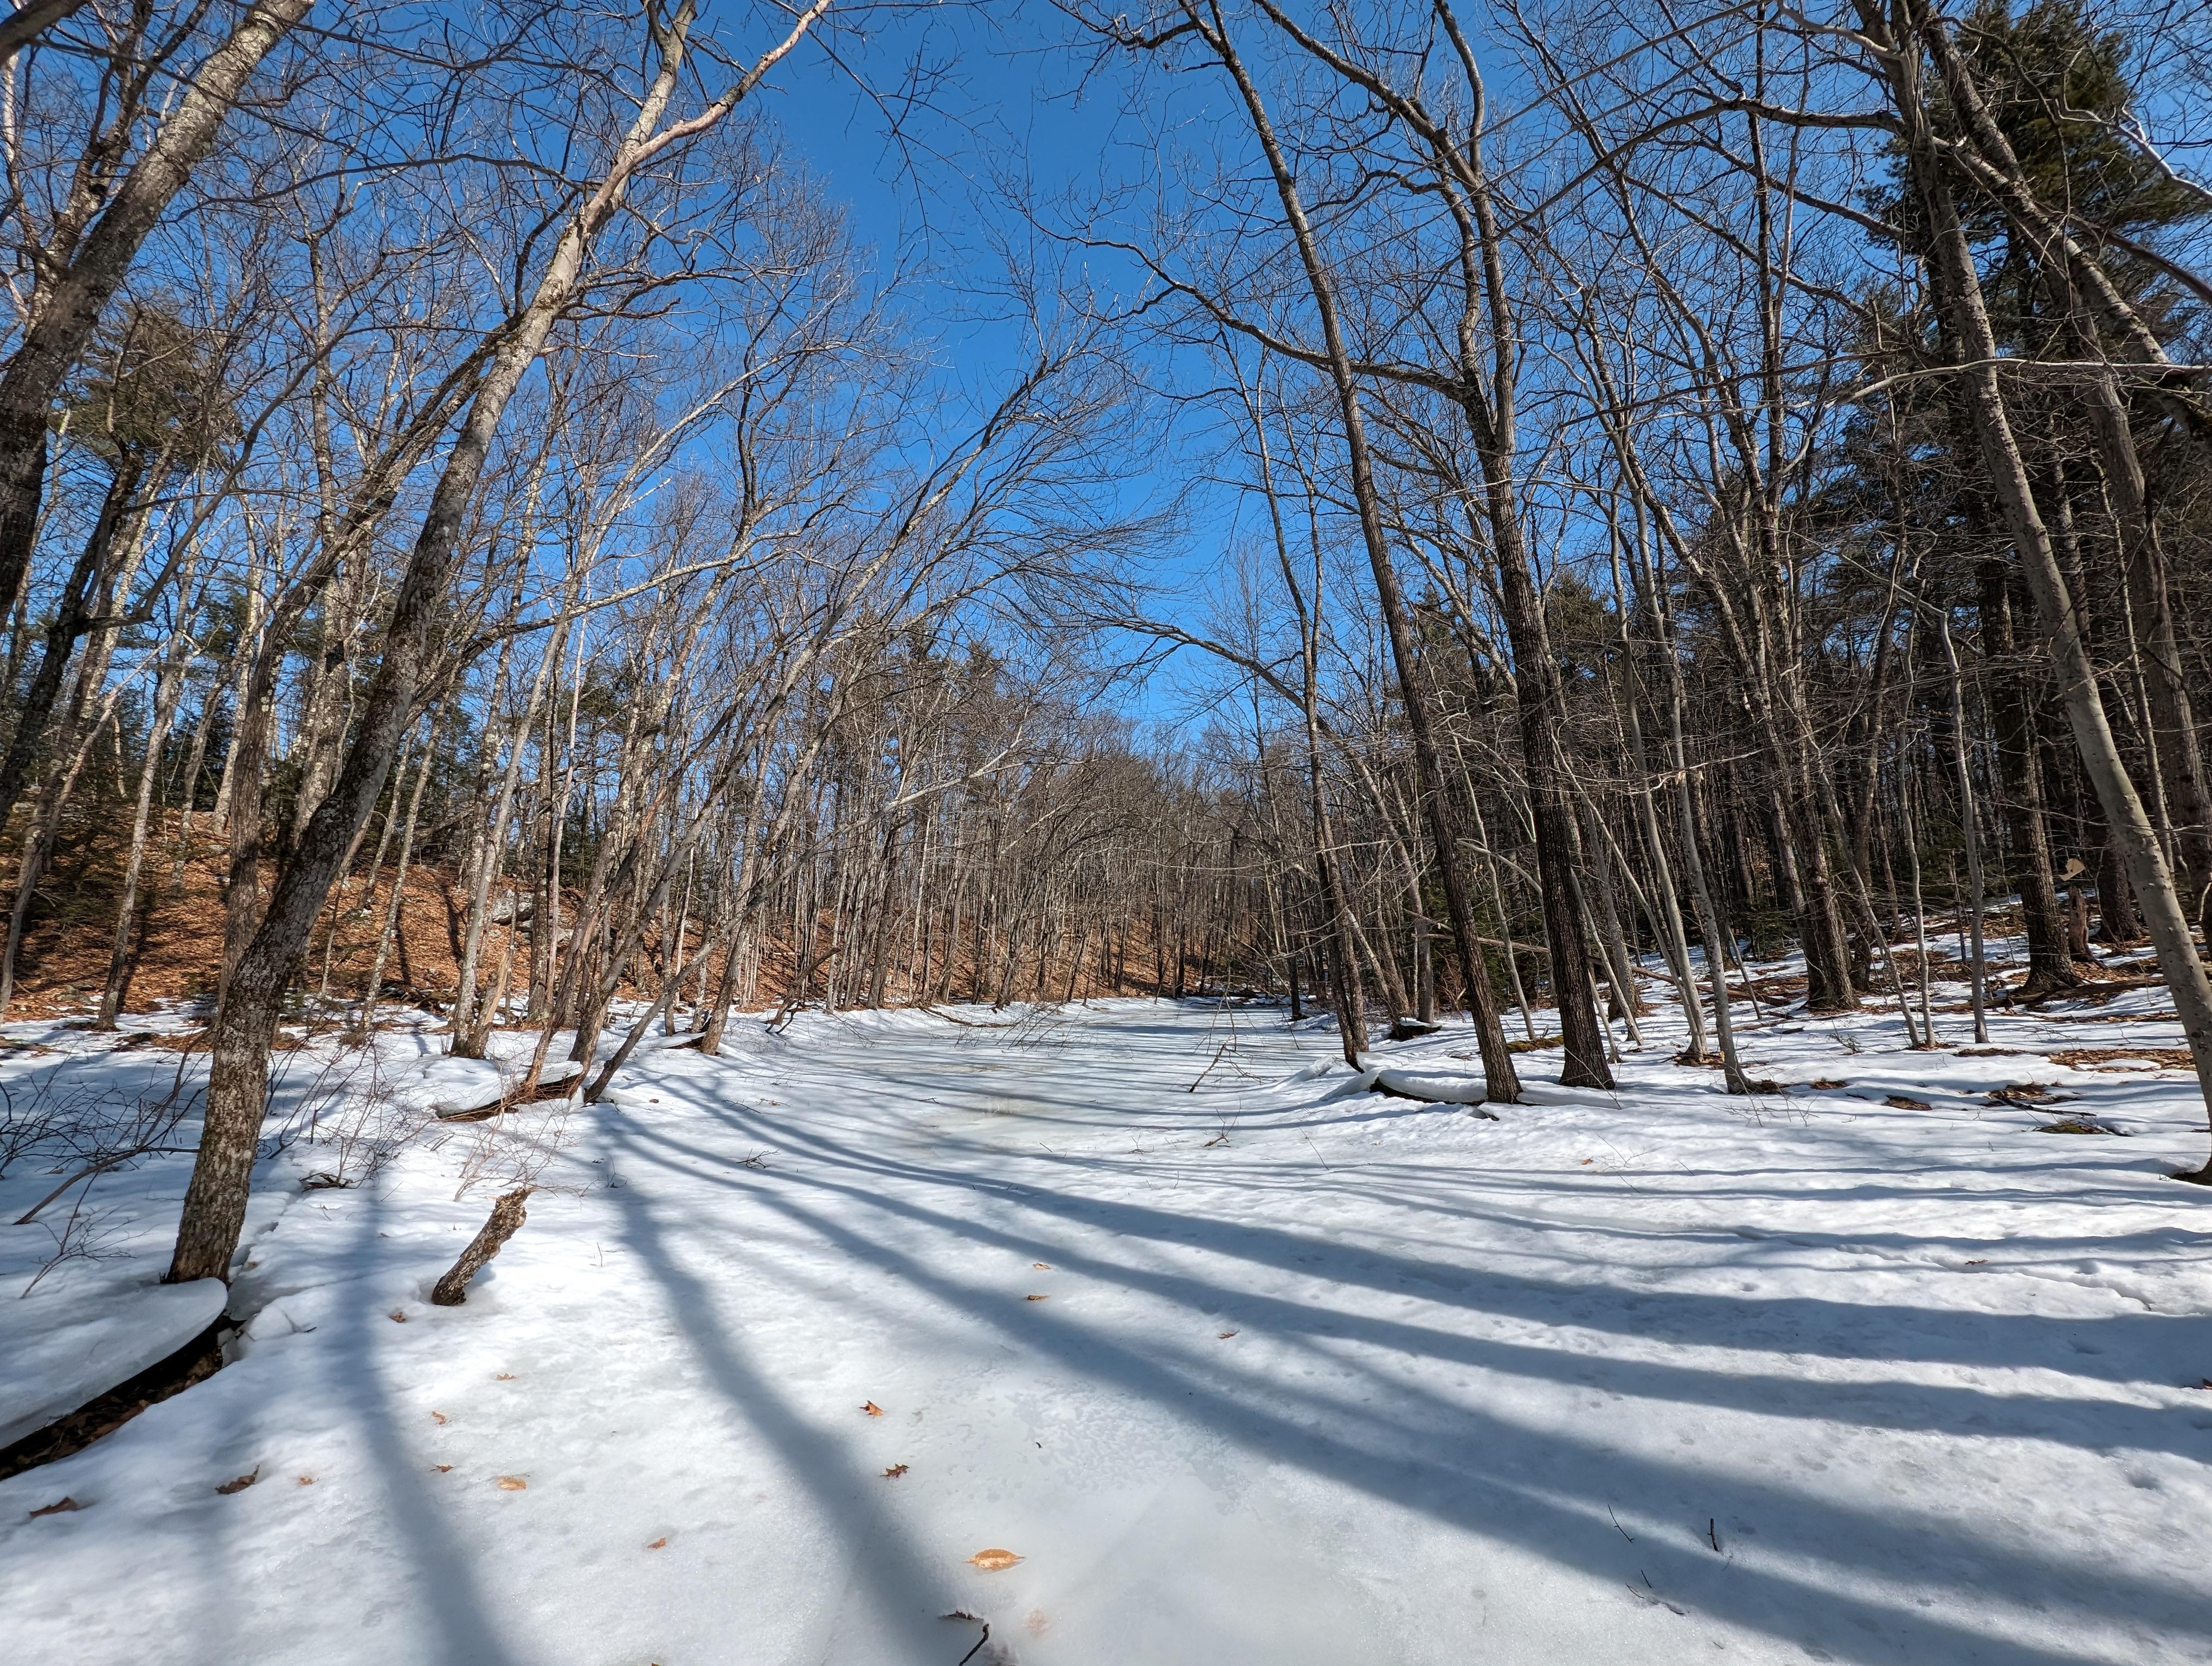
[1206,22,1517,1099]
[98,569,201,1026]
[0,0,313,646]
[1874,0,2212,1169]
[1977,558,2084,997]
[170,0,827,1282]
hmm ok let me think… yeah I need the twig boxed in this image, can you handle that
[1628,1571,1687,1616]
[1187,1040,1232,1092]
[15,1148,198,1225]
[21,1182,128,1296]
[955,1622,992,1666]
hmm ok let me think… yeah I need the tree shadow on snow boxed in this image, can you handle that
[582,1072,2207,1666]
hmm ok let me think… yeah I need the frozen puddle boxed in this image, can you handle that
[3,998,2210,1664]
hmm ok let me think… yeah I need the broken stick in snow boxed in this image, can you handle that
[430,1187,533,1306]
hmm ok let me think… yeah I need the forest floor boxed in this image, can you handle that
[1,957,2210,1664]
[0,811,1153,1020]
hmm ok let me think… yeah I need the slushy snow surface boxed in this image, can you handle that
[4,988,2211,1664]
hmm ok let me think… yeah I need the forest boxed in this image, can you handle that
[0,1,2207,1662]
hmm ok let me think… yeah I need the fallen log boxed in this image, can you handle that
[434,1061,583,1122]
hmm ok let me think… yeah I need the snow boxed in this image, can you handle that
[1368,1063,1490,1103]
[2,979,2210,1664]
[0,1277,226,1447]
[382,1046,584,1117]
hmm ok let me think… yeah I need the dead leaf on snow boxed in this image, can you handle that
[1218,1331,1237,1339]
[495,1373,516,1381]
[883,1464,909,1478]
[215,1468,260,1495]
[646,1537,668,1549]
[1579,1158,1593,1166]
[968,1548,1023,1571]
[1885,1094,1932,1111]
[430,1411,448,1424]
[1809,1079,1849,1090]
[388,1310,408,1323]
[862,1401,884,1417]
[28,1497,80,1517]
[495,1476,528,1491]
[297,1476,315,1486]
[431,1465,453,1473]
[1024,1293,1048,1302]
[1032,1261,1051,1270]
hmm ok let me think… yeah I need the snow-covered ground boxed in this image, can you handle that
[3,972,2211,1664]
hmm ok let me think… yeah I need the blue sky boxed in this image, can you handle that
[760,3,1255,723]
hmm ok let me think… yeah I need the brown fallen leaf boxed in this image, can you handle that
[968,1548,1023,1571]
[1810,1079,1849,1091]
[297,1476,316,1486]
[1885,1094,1932,1111]
[28,1497,80,1517]
[215,1468,260,1495]
[1032,1261,1052,1270]
[862,1400,885,1417]
[388,1310,408,1323]
[646,1537,668,1549]
[495,1476,528,1491]
[430,1411,448,1425]
[1964,1259,1987,1265]
[1024,1293,1048,1302]
[1579,1158,1593,1166]
[883,1463,909,1478]
[495,1373,516,1381]
[431,1465,453,1473]
[1217,1331,1237,1340]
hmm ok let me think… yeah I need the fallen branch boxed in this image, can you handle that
[429,1187,533,1306]
[917,1004,1012,1029]
[1187,1040,1231,1092]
